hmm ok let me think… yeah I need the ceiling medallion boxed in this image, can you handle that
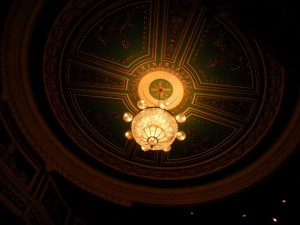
[137,70,184,109]
[149,79,173,100]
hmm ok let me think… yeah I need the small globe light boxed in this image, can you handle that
[163,145,171,152]
[159,102,165,109]
[177,131,186,141]
[159,100,170,109]
[141,146,149,151]
[123,112,133,122]
[125,130,133,139]
[137,99,147,109]
[176,114,186,123]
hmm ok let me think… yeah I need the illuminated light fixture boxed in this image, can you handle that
[123,99,186,152]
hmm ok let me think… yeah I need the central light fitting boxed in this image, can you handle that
[123,99,186,152]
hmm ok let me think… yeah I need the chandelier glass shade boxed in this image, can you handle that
[124,99,186,152]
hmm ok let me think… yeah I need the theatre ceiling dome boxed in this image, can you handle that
[1,0,299,215]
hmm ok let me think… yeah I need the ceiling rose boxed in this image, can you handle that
[137,71,184,109]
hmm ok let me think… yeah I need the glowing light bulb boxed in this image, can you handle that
[125,130,133,139]
[176,114,186,123]
[137,99,147,109]
[163,145,171,152]
[177,131,186,141]
[141,146,150,151]
[123,112,133,122]
[159,100,170,109]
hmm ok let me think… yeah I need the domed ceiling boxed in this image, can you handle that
[1,0,299,210]
[46,0,269,179]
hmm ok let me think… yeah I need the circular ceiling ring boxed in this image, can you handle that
[138,71,184,109]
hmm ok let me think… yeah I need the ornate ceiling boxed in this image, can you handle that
[45,0,274,181]
[1,0,299,222]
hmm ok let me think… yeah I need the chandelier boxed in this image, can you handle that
[123,99,186,152]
